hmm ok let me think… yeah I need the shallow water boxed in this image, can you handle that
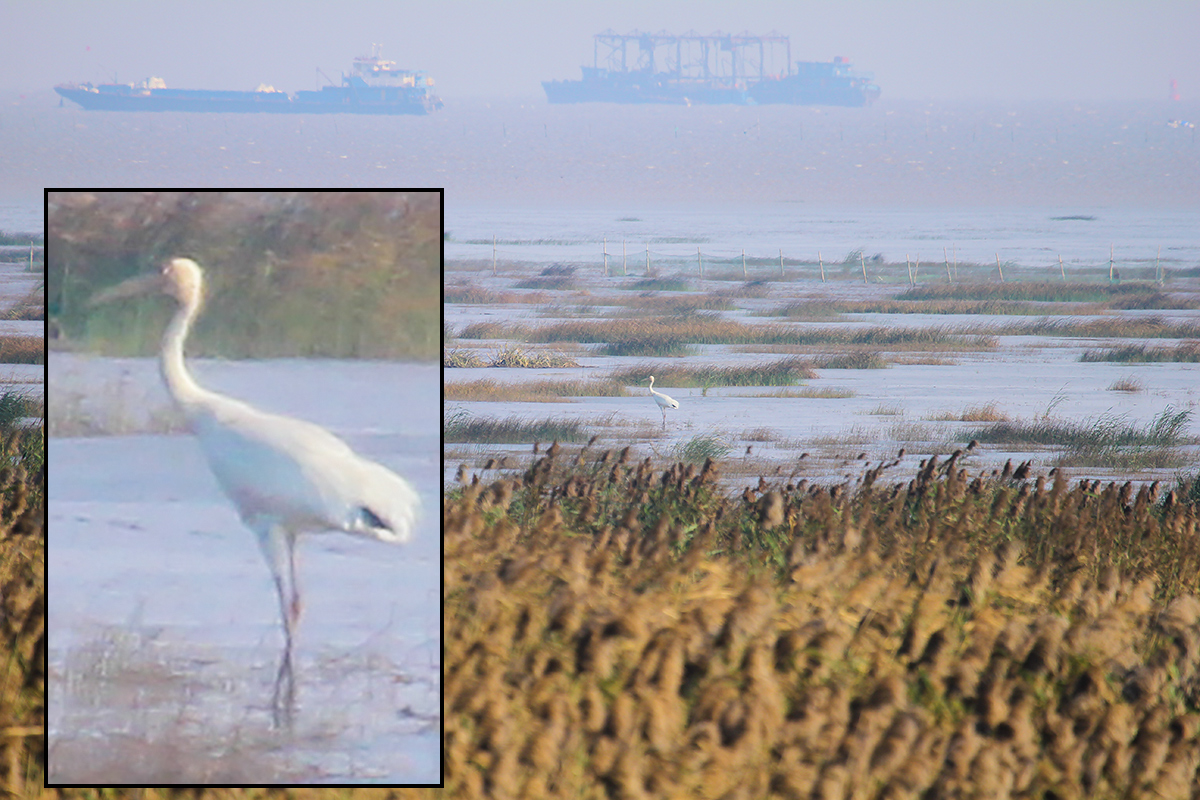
[48,357,440,784]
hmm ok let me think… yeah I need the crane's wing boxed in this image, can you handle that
[185,392,419,544]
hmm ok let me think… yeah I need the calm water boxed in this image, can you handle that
[5,95,1198,262]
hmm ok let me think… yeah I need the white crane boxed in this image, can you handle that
[92,258,420,715]
[647,375,679,429]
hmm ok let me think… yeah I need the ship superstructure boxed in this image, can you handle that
[543,30,880,107]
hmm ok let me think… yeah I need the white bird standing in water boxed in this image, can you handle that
[647,375,679,429]
[92,258,420,715]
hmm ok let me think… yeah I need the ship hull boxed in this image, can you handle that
[55,85,440,115]
[544,76,877,107]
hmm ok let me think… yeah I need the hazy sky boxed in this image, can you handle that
[5,1,1198,102]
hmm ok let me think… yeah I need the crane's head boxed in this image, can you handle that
[162,258,203,307]
[90,257,205,309]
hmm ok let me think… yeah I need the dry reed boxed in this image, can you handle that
[444,452,1200,798]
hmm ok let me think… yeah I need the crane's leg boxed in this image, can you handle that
[253,520,299,727]
[252,521,302,649]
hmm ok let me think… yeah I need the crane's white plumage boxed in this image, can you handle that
[93,258,420,659]
[648,375,679,429]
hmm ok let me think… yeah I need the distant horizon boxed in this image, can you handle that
[4,2,1198,104]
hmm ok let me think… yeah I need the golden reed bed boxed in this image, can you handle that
[443,448,1200,799]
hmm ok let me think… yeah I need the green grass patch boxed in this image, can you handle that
[511,318,990,351]
[768,298,1052,317]
[625,276,692,292]
[678,433,733,462]
[0,390,39,428]
[1081,342,1200,363]
[0,231,42,246]
[899,281,1163,304]
[815,352,888,369]
[969,407,1194,470]
[997,317,1200,339]
[443,409,587,444]
[615,358,817,390]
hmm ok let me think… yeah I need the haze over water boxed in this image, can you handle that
[6,96,1196,271]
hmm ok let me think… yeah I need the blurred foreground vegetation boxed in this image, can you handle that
[0,422,45,794]
[442,448,1200,798]
[48,191,440,360]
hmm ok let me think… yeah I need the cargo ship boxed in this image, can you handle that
[543,31,880,107]
[55,47,442,115]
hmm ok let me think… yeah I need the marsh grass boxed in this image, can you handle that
[0,337,44,365]
[614,293,735,315]
[459,321,526,340]
[443,349,488,368]
[616,358,816,390]
[899,281,1168,304]
[443,409,588,444]
[489,346,580,368]
[868,403,904,416]
[926,402,1010,423]
[678,433,732,462]
[0,390,38,428]
[444,453,1200,799]
[1081,342,1200,363]
[768,298,1053,317]
[5,284,44,321]
[815,351,889,369]
[444,378,626,403]
[886,420,947,442]
[998,316,1200,339]
[515,265,579,291]
[625,276,691,292]
[501,318,991,352]
[771,386,856,399]
[0,418,44,795]
[1108,377,1145,393]
[970,407,1194,470]
[445,283,548,305]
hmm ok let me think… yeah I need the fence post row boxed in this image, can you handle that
[480,237,1166,283]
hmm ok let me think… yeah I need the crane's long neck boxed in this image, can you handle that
[160,293,210,409]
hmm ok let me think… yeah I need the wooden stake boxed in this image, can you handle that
[914,254,920,283]
[646,247,651,276]
[861,252,867,284]
[1109,243,1114,281]
[779,248,784,278]
[818,251,825,283]
[996,253,1004,282]
[906,254,913,286]
[603,237,608,276]
[944,245,951,282]
[742,248,747,278]
[698,247,703,278]
[1059,255,1065,281]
